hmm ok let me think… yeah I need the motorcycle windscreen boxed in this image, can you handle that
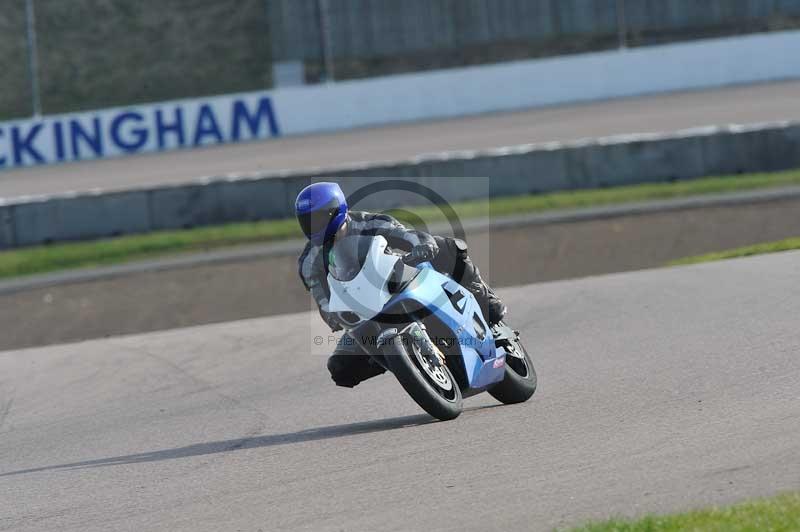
[327,236,401,320]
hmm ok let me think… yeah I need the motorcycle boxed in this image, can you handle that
[326,235,536,421]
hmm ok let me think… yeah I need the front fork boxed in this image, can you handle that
[492,322,524,359]
[376,322,446,367]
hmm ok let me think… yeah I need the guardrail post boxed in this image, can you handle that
[616,0,629,49]
[316,0,336,82]
[25,0,42,116]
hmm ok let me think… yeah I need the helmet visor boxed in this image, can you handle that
[298,198,340,240]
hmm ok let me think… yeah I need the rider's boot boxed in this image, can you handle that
[463,265,507,327]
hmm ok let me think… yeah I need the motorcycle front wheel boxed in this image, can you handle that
[382,330,463,421]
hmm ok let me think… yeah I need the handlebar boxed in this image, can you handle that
[385,246,418,266]
[402,253,420,266]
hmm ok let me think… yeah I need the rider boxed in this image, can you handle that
[296,182,506,388]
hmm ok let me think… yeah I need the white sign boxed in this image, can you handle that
[0,92,280,169]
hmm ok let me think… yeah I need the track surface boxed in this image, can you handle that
[2,80,800,199]
[1,253,798,531]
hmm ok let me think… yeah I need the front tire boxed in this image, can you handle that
[489,333,537,404]
[382,330,463,421]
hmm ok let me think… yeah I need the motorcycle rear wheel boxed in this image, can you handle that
[489,332,537,405]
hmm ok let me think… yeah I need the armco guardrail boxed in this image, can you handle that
[1,121,799,249]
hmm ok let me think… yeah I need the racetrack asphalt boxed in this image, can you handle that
[2,80,800,199]
[1,252,798,531]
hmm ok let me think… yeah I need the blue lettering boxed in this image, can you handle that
[231,96,280,141]
[53,122,66,161]
[111,112,148,153]
[156,108,185,149]
[193,105,223,146]
[12,124,45,165]
[0,128,6,167]
[70,118,103,159]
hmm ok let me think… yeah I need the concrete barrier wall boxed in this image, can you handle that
[271,29,800,134]
[2,121,800,249]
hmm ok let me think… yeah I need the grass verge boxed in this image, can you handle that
[0,219,300,280]
[571,492,800,532]
[2,168,800,280]
[669,237,800,266]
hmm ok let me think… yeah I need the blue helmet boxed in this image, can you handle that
[295,182,348,245]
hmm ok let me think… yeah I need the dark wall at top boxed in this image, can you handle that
[2,0,800,119]
[0,1,32,119]
[0,0,271,118]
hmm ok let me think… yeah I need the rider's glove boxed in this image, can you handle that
[410,243,437,263]
[319,308,343,332]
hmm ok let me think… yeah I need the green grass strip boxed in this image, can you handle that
[0,219,301,279]
[2,168,800,280]
[571,492,800,532]
[669,237,800,266]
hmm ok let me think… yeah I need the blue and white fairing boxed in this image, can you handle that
[386,265,506,390]
[327,236,398,320]
[327,235,505,391]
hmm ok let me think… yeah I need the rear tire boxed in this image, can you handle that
[489,334,537,405]
[382,332,463,421]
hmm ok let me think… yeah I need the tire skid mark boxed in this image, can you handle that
[0,394,14,432]
[108,340,271,428]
